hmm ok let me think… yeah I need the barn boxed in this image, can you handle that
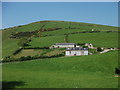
[66,47,88,56]
[52,43,75,48]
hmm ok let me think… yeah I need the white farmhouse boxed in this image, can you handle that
[66,48,88,56]
[52,43,75,48]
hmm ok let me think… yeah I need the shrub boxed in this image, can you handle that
[83,46,88,48]
[19,56,26,61]
[97,47,103,52]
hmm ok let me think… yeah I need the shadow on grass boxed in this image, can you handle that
[2,81,25,89]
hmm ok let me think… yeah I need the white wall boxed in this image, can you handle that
[84,51,88,55]
[66,50,88,56]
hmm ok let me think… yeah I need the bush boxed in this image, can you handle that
[83,46,88,48]
[19,56,26,61]
[97,47,103,52]
[77,43,85,46]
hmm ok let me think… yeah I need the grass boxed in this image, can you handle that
[13,48,65,58]
[68,32,118,48]
[2,50,118,88]
[29,32,118,48]
[2,29,20,58]
[44,48,65,56]
[2,39,20,58]
[14,49,44,58]
[29,35,65,47]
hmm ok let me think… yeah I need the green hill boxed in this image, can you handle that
[2,20,118,58]
[2,20,119,88]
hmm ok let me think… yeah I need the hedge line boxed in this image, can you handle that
[1,52,65,63]
[23,46,49,49]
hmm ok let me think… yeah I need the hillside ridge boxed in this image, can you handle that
[2,20,118,31]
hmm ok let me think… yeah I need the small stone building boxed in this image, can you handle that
[85,43,93,48]
[66,48,88,56]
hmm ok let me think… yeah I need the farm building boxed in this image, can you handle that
[85,43,93,48]
[66,47,88,56]
[51,43,76,48]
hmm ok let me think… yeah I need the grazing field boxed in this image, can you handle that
[29,32,118,48]
[13,48,65,58]
[68,32,118,48]
[2,39,20,58]
[43,48,65,56]
[2,50,118,88]
[2,29,20,58]
[14,49,44,58]
[29,35,65,47]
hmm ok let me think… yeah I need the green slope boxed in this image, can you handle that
[2,20,118,58]
[68,32,118,48]
[2,50,118,88]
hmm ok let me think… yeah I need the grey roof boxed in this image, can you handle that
[66,48,88,50]
[55,43,75,45]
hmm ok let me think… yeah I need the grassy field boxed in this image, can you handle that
[29,35,65,47]
[13,48,65,58]
[68,32,118,48]
[2,50,118,88]
[28,32,118,48]
[2,39,20,58]
[2,29,20,58]
[14,49,44,58]
[44,48,65,56]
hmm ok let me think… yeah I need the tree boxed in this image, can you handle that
[83,46,88,48]
[97,47,103,52]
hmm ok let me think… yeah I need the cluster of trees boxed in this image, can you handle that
[10,27,64,38]
[44,28,62,32]
[77,43,85,46]
[97,47,103,52]
[10,30,38,38]
[76,43,89,48]
[64,31,101,35]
